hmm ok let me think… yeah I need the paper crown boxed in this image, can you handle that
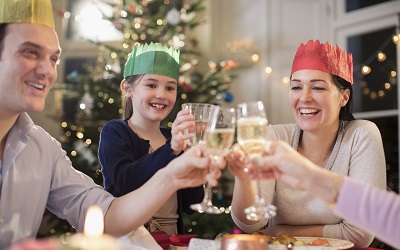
[123,42,180,81]
[291,40,353,84]
[0,0,55,29]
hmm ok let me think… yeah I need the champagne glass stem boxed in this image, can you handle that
[255,179,262,202]
[203,183,213,205]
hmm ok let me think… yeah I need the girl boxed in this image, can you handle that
[98,43,202,235]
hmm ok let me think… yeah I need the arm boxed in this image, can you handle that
[226,144,268,232]
[103,145,223,235]
[253,140,399,248]
[98,120,177,195]
[264,121,386,244]
[322,121,386,246]
[335,178,400,249]
[227,125,280,232]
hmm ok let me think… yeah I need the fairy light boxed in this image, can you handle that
[282,76,290,84]
[265,67,272,74]
[361,65,371,75]
[251,54,259,63]
[392,27,400,44]
[377,51,386,62]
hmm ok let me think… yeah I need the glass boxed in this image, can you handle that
[237,101,277,221]
[181,103,219,146]
[190,107,236,214]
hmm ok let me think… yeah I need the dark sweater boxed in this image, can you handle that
[98,119,203,233]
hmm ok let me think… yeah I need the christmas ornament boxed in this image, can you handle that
[224,93,234,103]
[166,7,180,25]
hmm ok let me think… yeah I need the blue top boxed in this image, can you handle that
[98,119,203,233]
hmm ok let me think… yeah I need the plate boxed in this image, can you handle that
[295,237,354,249]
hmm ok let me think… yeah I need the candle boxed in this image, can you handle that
[68,206,121,250]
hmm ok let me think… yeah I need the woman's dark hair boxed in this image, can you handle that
[121,74,144,119]
[332,74,355,121]
[0,24,9,59]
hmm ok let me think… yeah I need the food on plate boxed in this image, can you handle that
[309,237,329,246]
[254,232,330,247]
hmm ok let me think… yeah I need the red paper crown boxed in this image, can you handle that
[291,40,353,84]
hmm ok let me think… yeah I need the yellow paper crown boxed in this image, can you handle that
[0,0,55,29]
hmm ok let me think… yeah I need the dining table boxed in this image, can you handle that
[150,232,384,250]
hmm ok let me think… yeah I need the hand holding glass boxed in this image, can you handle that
[181,103,219,146]
[191,107,236,214]
[237,101,277,220]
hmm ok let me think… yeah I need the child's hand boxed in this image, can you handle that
[170,110,195,155]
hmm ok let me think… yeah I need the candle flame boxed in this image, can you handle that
[84,206,104,237]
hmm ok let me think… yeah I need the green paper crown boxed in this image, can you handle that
[123,42,180,80]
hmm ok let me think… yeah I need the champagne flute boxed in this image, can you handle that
[181,103,219,146]
[190,107,236,214]
[236,101,277,221]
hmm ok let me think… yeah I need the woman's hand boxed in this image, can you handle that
[170,109,195,155]
[250,140,344,204]
[249,140,317,189]
[225,143,251,180]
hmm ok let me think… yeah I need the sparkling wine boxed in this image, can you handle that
[237,117,268,158]
[205,128,235,158]
[186,120,208,146]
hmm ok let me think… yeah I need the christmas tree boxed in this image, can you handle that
[39,0,238,239]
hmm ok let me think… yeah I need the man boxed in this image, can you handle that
[0,0,219,248]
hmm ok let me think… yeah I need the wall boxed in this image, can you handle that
[202,0,332,124]
[34,0,332,133]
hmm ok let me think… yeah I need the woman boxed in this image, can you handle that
[226,40,386,247]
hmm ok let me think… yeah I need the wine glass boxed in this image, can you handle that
[181,103,219,146]
[236,101,277,221]
[190,107,236,214]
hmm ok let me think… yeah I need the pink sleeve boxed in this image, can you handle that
[335,177,400,248]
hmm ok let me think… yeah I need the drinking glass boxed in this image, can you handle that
[236,101,277,221]
[181,103,220,146]
[190,107,236,214]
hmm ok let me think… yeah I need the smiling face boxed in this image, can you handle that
[289,70,350,133]
[121,74,177,124]
[0,23,61,116]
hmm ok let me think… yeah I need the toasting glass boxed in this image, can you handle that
[236,101,277,220]
[190,107,236,214]
[181,103,219,146]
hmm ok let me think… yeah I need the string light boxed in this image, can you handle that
[377,51,386,62]
[361,65,371,75]
[392,27,400,44]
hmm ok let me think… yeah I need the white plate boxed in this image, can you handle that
[294,237,354,249]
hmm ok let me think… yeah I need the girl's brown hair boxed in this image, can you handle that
[121,74,144,119]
